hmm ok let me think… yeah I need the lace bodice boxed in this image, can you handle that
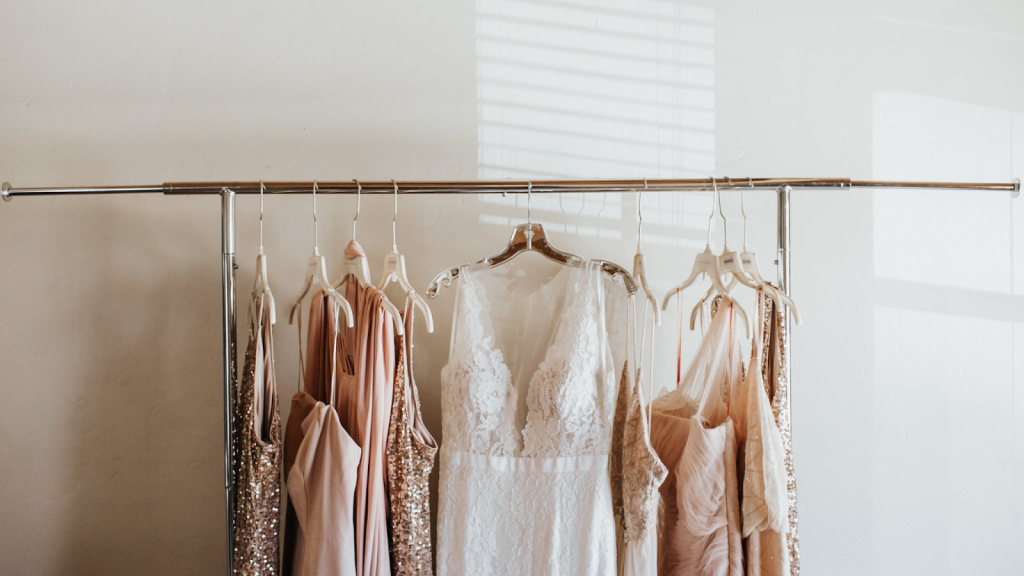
[437,259,626,576]
[440,262,617,458]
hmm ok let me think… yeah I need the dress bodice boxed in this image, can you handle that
[440,261,617,458]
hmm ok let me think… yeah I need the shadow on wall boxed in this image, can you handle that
[475,0,717,249]
[44,198,224,573]
[867,92,1023,574]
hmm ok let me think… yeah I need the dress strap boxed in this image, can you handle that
[328,296,340,407]
[447,266,467,359]
[295,298,305,394]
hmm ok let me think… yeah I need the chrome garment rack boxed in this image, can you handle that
[2,176,1018,575]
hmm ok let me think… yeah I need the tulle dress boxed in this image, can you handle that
[651,296,745,576]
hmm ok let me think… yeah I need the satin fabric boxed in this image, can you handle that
[331,280,397,576]
[288,402,362,576]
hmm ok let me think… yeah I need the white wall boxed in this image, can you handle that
[1,1,1022,574]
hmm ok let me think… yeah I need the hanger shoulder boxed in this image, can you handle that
[254,253,276,326]
[379,296,406,336]
[411,290,435,333]
[426,266,462,299]
[740,250,766,284]
[663,251,713,310]
[378,250,433,333]
[322,284,355,328]
[689,284,716,330]
[632,253,660,324]
[595,260,638,295]
[720,251,760,290]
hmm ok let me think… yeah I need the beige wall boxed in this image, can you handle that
[2,1,1023,575]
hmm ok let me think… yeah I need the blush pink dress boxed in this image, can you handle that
[651,296,745,576]
[333,276,397,576]
[288,402,362,576]
[284,291,362,576]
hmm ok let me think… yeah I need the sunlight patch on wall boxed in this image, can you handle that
[475,0,715,246]
[872,92,1016,293]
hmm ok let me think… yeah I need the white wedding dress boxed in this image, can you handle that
[436,257,628,576]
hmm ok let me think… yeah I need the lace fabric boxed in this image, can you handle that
[611,365,668,543]
[437,258,627,576]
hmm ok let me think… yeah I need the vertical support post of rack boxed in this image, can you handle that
[220,189,237,576]
[776,185,792,427]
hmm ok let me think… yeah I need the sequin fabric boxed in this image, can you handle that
[386,308,437,576]
[759,289,801,576]
[610,364,667,542]
[233,296,283,576]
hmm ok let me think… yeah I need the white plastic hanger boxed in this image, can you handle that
[289,181,354,328]
[688,178,776,333]
[334,180,405,335]
[736,177,801,324]
[253,181,276,325]
[379,180,434,333]
[662,178,749,335]
[634,179,660,326]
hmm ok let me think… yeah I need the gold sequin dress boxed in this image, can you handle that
[233,293,283,576]
[757,289,801,576]
[386,301,438,576]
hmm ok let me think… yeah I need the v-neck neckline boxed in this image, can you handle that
[459,261,593,434]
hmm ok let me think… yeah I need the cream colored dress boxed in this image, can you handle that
[734,295,790,576]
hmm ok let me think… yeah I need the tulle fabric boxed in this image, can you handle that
[651,296,745,576]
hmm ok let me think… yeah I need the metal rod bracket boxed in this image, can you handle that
[1,182,10,202]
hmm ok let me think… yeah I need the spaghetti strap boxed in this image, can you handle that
[295,298,305,394]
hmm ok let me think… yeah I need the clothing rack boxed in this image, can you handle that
[2,176,1019,575]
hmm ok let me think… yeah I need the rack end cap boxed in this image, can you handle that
[1013,177,1020,199]
[1,182,10,202]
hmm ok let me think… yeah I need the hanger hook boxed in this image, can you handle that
[352,179,361,241]
[259,180,265,251]
[637,178,647,252]
[714,177,727,249]
[742,177,753,249]
[527,181,533,226]
[312,180,320,252]
[391,179,399,252]
[706,177,717,248]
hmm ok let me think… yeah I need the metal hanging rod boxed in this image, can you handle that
[2,177,1019,200]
